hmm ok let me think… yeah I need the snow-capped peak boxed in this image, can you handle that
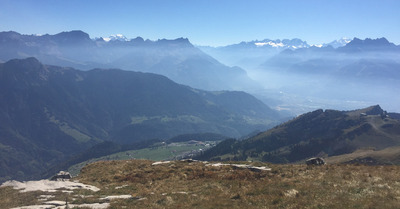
[103,34,129,42]
[324,37,352,48]
[310,44,323,48]
[254,41,284,47]
[253,39,309,49]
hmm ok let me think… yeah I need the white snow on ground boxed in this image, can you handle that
[4,160,270,209]
[38,194,55,201]
[207,162,271,171]
[70,203,110,209]
[11,205,58,209]
[114,184,128,189]
[1,179,100,192]
[100,194,132,201]
[1,179,126,208]
[11,202,110,209]
[44,200,65,206]
[152,161,171,165]
[151,160,271,171]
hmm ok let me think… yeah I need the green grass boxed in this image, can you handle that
[107,144,201,160]
[130,115,205,124]
[68,142,207,176]
[59,124,93,143]
[46,108,96,143]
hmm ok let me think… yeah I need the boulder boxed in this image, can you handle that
[306,157,326,166]
[50,171,72,181]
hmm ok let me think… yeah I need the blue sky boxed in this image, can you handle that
[1,0,399,46]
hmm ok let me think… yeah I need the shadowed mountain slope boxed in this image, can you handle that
[0,58,280,182]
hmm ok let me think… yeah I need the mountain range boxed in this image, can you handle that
[3,30,398,114]
[0,30,258,91]
[0,57,281,182]
[198,38,310,70]
[198,37,353,70]
[248,37,400,114]
[261,37,400,75]
[1,30,400,182]
[197,105,400,164]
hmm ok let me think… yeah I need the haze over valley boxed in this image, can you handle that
[200,37,400,114]
[1,31,399,115]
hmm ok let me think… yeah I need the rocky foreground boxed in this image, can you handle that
[1,159,400,208]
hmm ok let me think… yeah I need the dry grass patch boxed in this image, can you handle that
[76,160,400,208]
[2,160,400,208]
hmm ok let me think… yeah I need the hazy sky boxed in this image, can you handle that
[1,0,399,46]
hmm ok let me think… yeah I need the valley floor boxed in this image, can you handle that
[1,160,400,208]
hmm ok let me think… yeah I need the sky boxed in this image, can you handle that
[0,0,399,46]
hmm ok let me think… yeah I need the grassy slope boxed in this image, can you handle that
[198,106,400,164]
[326,146,400,165]
[2,160,400,209]
[68,142,211,176]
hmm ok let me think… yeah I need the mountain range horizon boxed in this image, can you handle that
[1,29,399,114]
[3,30,397,48]
[0,29,399,181]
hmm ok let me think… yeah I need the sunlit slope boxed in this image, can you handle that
[198,105,400,163]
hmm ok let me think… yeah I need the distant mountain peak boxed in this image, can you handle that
[52,30,92,45]
[254,40,284,48]
[102,34,129,42]
[157,37,193,47]
[54,30,90,39]
[323,37,352,48]
[0,31,21,38]
[347,37,393,47]
[131,36,144,42]
[350,37,390,45]
[5,57,41,67]
[252,39,309,49]
[337,37,398,53]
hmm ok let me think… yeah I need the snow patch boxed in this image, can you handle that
[311,44,323,48]
[152,161,171,165]
[100,194,132,201]
[115,184,128,189]
[1,179,100,192]
[255,41,285,48]
[10,202,110,209]
[207,163,271,171]
[103,34,129,42]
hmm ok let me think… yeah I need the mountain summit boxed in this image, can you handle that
[340,37,398,52]
[323,37,352,48]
